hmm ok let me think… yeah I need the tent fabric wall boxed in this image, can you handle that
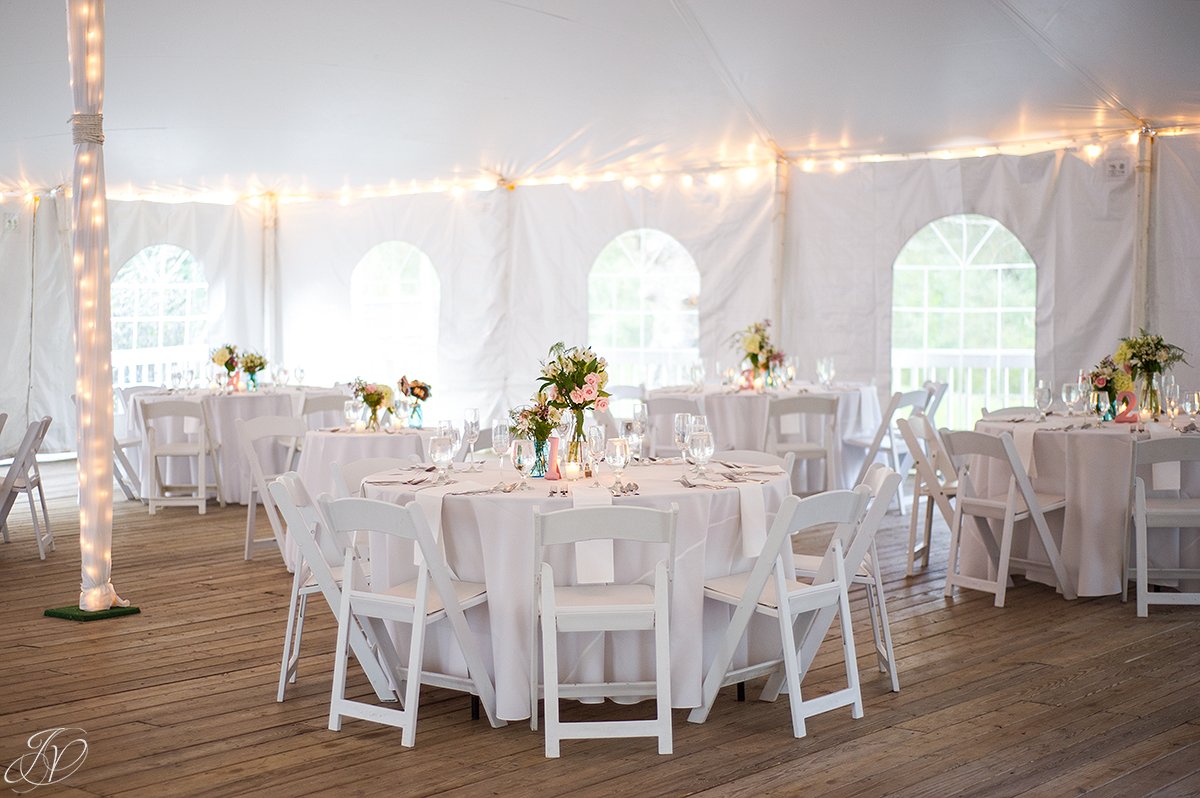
[1151,135,1200,388]
[782,144,1139,393]
[0,200,37,455]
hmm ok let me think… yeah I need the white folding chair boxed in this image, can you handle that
[0,412,7,439]
[320,495,503,746]
[645,396,702,457]
[531,504,677,757]
[142,400,225,514]
[764,395,841,492]
[269,472,400,704]
[941,429,1076,607]
[237,415,306,561]
[0,417,54,559]
[792,465,903,692]
[285,392,350,466]
[897,414,958,577]
[922,380,949,426]
[1126,437,1200,617]
[844,388,927,512]
[331,457,413,498]
[454,426,493,464]
[111,392,142,501]
[688,488,869,738]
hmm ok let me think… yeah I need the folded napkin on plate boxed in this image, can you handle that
[1147,423,1181,490]
[736,483,768,557]
[571,486,615,584]
[411,481,491,565]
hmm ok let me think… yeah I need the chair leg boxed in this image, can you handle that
[36,485,52,552]
[994,513,1017,608]
[654,574,672,755]
[245,482,258,560]
[777,597,808,738]
[838,582,864,718]
[197,448,207,515]
[277,573,306,702]
[27,491,46,560]
[943,501,965,598]
[922,495,935,569]
[1135,515,1149,618]
[400,615,429,748]
[863,582,885,673]
[328,590,354,731]
[906,492,922,577]
[871,563,900,692]
[542,608,561,757]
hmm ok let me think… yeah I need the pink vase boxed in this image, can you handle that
[546,437,561,480]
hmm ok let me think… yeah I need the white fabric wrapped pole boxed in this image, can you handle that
[68,0,125,610]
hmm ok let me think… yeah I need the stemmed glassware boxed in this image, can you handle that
[492,422,511,491]
[463,408,481,471]
[437,420,462,471]
[1095,391,1111,421]
[512,439,535,491]
[624,421,643,465]
[605,438,629,492]
[673,412,692,461]
[429,435,454,486]
[344,400,362,428]
[630,403,648,463]
[1060,382,1080,416]
[816,357,836,388]
[294,367,305,386]
[1183,391,1200,420]
[1034,379,1053,421]
[587,425,606,488]
[688,422,715,478]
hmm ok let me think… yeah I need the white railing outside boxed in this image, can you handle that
[893,350,1035,430]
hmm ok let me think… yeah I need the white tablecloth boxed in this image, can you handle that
[297,427,436,497]
[362,460,792,721]
[648,383,882,491]
[129,387,345,504]
[963,419,1200,596]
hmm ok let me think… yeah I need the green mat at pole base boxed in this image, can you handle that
[43,605,141,622]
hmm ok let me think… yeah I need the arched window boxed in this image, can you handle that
[588,229,700,387]
[349,241,440,395]
[111,244,209,387]
[892,214,1036,428]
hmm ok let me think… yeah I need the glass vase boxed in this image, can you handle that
[409,403,423,429]
[366,405,381,431]
[1140,374,1162,419]
[531,439,549,478]
[225,370,238,394]
[247,372,259,392]
[566,410,587,466]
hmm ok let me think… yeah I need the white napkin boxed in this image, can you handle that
[1010,425,1038,475]
[571,486,615,584]
[1147,423,1182,490]
[736,483,768,557]
[411,480,489,565]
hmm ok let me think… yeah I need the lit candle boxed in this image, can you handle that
[353,420,366,432]
[1139,407,1152,424]
[563,462,582,481]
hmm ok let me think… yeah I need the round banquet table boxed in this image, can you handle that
[960,417,1200,597]
[647,382,882,491]
[296,427,437,497]
[129,387,345,504]
[361,459,793,721]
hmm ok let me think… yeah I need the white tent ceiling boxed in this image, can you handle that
[3,0,1200,196]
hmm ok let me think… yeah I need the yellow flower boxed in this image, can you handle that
[211,347,229,366]
[1113,371,1133,394]
[742,334,761,354]
[1113,343,1131,365]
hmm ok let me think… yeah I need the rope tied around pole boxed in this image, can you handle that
[70,113,104,145]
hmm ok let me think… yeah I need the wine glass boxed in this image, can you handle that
[605,438,629,492]
[512,438,535,491]
[1035,379,1053,421]
[343,400,360,428]
[673,413,692,460]
[170,370,183,391]
[1060,382,1080,416]
[1183,390,1200,420]
[429,435,454,486]
[438,420,462,471]
[688,425,715,478]
[1165,383,1181,419]
[492,422,511,490]
[277,366,290,387]
[463,408,481,471]
[625,424,643,465]
[587,425,607,488]
[1095,391,1111,421]
[294,367,305,386]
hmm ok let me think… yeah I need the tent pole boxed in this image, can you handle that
[262,192,281,363]
[772,157,789,328]
[1130,127,1155,334]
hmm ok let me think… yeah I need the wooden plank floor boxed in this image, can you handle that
[2,463,1198,797]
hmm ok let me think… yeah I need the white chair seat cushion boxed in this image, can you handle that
[371,577,486,615]
[792,552,872,579]
[704,571,808,610]
[959,491,1066,517]
[552,583,655,613]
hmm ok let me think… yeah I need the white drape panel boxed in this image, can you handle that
[0,199,36,455]
[107,200,265,349]
[67,0,123,610]
[1150,135,1200,388]
[277,192,509,424]
[508,177,776,406]
[782,146,1138,392]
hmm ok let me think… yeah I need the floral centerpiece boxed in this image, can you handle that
[351,378,394,431]
[1087,355,1131,418]
[211,343,239,391]
[240,351,267,391]
[509,394,563,478]
[537,342,610,464]
[730,319,785,389]
[397,376,432,428]
[1113,329,1188,417]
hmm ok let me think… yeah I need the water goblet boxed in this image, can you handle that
[1060,382,1080,416]
[688,427,715,478]
[587,425,607,488]
[492,422,512,490]
[429,435,454,486]
[438,420,462,470]
[512,438,535,491]
[1095,391,1111,422]
[170,370,183,391]
[463,408,481,471]
[294,367,305,385]
[673,412,692,461]
[605,438,629,492]
[1035,379,1053,421]
[343,400,360,428]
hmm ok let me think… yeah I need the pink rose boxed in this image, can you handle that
[569,388,585,403]
[1095,376,1107,388]
[581,383,598,401]
[595,396,610,412]
[546,385,556,400]
[584,372,599,387]
[366,384,377,393]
